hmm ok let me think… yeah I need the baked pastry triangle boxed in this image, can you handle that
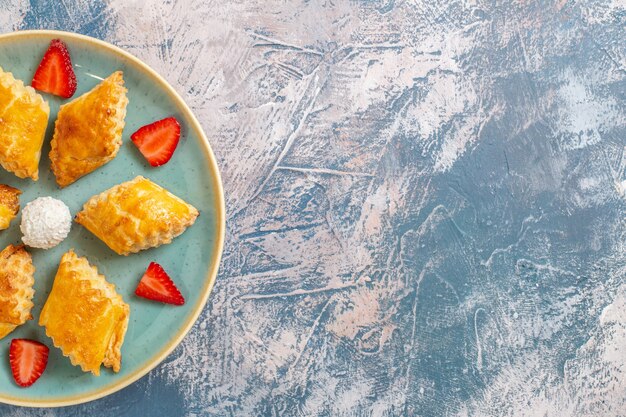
[0,244,35,339]
[49,71,128,187]
[0,184,21,230]
[0,67,50,180]
[75,176,199,255]
[39,250,129,375]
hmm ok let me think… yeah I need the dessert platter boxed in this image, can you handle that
[0,30,225,406]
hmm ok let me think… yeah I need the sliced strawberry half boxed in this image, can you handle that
[31,39,77,99]
[131,117,181,167]
[135,262,185,305]
[9,339,49,387]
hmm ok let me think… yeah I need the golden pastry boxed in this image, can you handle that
[49,71,128,187]
[75,176,199,256]
[0,67,50,180]
[39,250,129,375]
[0,244,35,339]
[0,185,21,230]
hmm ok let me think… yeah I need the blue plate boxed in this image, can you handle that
[0,30,225,407]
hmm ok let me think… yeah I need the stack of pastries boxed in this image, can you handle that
[0,38,200,385]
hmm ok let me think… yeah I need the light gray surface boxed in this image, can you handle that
[1,0,625,416]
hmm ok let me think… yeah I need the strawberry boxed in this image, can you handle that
[31,39,77,99]
[135,262,185,305]
[9,339,49,387]
[131,117,181,167]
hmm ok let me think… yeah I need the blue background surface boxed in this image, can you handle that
[0,0,625,416]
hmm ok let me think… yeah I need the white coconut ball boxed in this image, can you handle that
[20,197,72,249]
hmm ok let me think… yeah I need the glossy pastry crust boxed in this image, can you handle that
[0,66,50,180]
[0,244,35,339]
[0,184,21,230]
[75,176,199,255]
[49,71,128,187]
[39,250,129,375]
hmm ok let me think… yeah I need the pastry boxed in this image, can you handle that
[0,67,50,180]
[0,185,21,230]
[49,71,128,187]
[0,245,35,339]
[75,176,199,255]
[39,250,129,375]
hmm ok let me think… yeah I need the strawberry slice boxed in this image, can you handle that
[131,117,181,167]
[135,262,185,305]
[9,339,49,387]
[31,39,77,98]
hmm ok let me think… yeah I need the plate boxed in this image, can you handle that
[0,30,225,407]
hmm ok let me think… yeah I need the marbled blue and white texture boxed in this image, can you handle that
[0,0,625,416]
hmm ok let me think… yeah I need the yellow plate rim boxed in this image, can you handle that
[0,29,226,408]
